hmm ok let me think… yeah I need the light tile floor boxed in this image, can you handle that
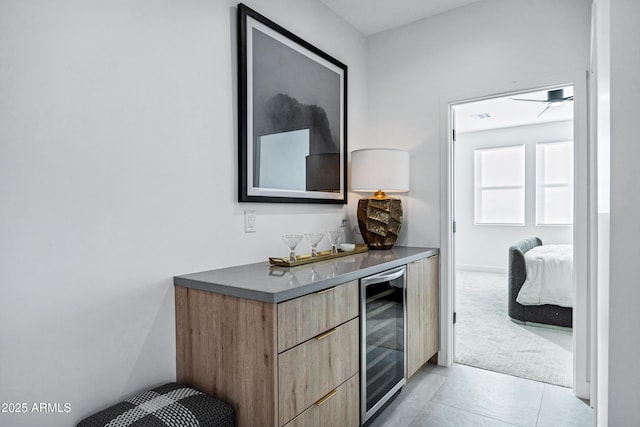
[368,363,593,427]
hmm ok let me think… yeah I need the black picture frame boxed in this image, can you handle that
[238,3,348,204]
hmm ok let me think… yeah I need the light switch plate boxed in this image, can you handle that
[244,210,256,233]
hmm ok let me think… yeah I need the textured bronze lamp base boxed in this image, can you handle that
[357,196,403,250]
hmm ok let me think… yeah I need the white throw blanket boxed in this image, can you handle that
[516,244,574,307]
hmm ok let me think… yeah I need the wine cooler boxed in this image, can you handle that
[360,266,406,423]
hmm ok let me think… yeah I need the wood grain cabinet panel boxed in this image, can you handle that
[175,287,278,427]
[425,255,440,361]
[406,255,440,379]
[406,259,427,378]
[277,280,359,352]
[284,374,360,427]
[278,318,359,426]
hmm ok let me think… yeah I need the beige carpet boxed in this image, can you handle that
[454,270,573,387]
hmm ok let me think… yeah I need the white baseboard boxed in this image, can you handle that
[456,264,508,274]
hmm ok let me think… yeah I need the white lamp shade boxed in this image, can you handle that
[351,149,410,193]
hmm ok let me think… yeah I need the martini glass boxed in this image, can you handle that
[326,229,343,255]
[282,234,303,262]
[305,233,324,258]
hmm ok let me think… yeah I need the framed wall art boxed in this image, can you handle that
[238,3,348,204]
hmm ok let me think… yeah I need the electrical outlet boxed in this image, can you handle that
[244,210,256,233]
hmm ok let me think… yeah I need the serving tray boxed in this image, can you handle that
[269,244,368,267]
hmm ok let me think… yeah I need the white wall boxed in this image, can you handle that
[455,121,574,272]
[608,0,640,424]
[0,1,366,425]
[364,0,592,249]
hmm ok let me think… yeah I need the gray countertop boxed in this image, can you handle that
[174,246,439,303]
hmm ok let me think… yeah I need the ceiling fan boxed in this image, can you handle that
[510,88,573,117]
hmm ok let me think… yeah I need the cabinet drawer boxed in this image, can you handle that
[278,318,359,426]
[277,280,358,352]
[284,373,359,427]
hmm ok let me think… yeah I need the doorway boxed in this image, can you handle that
[452,86,575,387]
[438,72,591,399]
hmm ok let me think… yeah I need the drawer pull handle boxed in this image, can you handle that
[315,328,337,340]
[315,286,336,295]
[315,389,338,406]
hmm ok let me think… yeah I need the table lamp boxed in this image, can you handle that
[351,148,410,249]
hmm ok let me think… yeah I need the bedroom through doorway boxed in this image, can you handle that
[452,85,575,388]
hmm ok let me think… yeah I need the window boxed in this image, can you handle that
[474,145,525,224]
[536,141,574,225]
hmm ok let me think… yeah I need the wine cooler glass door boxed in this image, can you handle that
[361,266,406,423]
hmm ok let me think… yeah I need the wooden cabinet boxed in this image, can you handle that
[279,318,359,425]
[284,374,360,427]
[175,280,360,427]
[175,287,278,426]
[174,249,440,426]
[406,255,440,379]
[277,281,359,352]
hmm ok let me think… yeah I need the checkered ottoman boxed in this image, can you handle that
[77,383,234,427]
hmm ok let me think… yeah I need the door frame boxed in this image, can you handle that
[438,70,592,399]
